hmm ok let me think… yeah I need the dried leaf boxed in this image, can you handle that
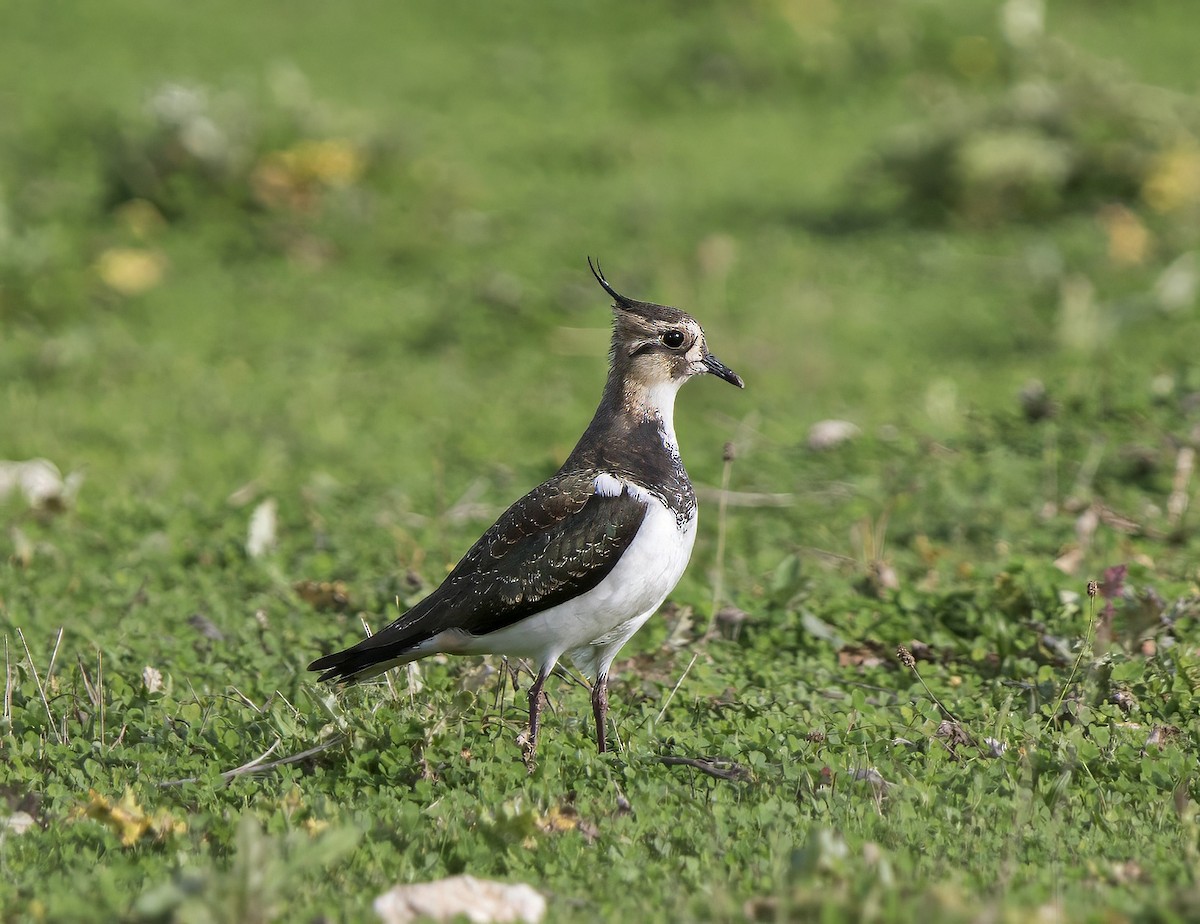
[935,720,973,751]
[848,767,890,794]
[80,789,186,846]
[537,804,596,842]
[1144,725,1180,749]
[1098,204,1152,267]
[294,579,350,611]
[837,642,888,669]
[142,665,163,694]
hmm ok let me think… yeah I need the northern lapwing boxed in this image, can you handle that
[309,259,744,753]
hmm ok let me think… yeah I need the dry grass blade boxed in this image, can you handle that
[225,734,348,777]
[704,442,735,639]
[360,616,399,703]
[4,637,12,724]
[228,685,263,713]
[656,652,698,726]
[16,628,65,745]
[76,653,100,708]
[226,738,282,774]
[46,627,64,685]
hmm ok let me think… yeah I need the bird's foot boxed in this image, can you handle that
[518,729,538,772]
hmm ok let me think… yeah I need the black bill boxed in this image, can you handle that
[702,353,745,388]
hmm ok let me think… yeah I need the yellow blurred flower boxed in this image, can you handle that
[1143,142,1200,213]
[292,139,363,186]
[251,139,364,211]
[95,247,167,295]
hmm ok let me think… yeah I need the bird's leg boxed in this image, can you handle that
[591,673,609,753]
[526,666,549,752]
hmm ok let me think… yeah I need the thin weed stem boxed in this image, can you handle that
[897,646,960,725]
[360,616,399,703]
[656,652,699,727]
[17,628,64,745]
[1044,581,1098,733]
[98,649,106,751]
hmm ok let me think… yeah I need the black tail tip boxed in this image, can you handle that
[307,653,351,684]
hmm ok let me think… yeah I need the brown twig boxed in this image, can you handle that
[658,755,751,782]
[694,487,794,507]
[158,734,348,788]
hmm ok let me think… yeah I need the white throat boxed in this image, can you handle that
[636,379,684,453]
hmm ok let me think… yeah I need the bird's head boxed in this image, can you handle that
[588,258,744,395]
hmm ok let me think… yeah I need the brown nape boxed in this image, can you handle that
[558,341,696,522]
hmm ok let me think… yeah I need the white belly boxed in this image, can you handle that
[456,496,697,679]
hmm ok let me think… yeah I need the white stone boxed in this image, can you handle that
[806,420,861,451]
[0,458,82,509]
[3,812,35,835]
[245,498,278,559]
[374,875,546,924]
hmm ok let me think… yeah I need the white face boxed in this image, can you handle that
[624,317,709,388]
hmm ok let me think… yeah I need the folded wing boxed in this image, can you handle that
[309,470,648,682]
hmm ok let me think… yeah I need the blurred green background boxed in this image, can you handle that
[5,1,1200,921]
[3,0,1197,506]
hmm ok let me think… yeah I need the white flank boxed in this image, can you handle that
[451,490,697,680]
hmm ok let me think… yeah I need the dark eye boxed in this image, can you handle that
[662,329,686,349]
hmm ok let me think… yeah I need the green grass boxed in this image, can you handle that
[4,1,1200,921]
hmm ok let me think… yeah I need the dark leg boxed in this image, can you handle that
[527,666,550,752]
[591,673,609,753]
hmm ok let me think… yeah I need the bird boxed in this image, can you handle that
[308,259,744,753]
